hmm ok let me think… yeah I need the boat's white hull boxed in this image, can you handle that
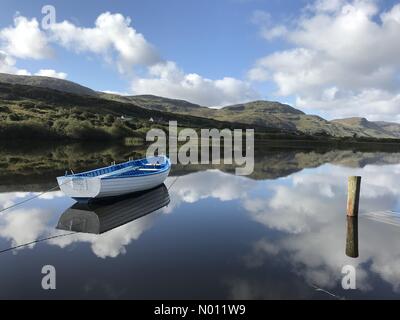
[57,168,170,199]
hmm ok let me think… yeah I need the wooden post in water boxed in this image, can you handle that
[347,176,361,217]
[346,216,359,258]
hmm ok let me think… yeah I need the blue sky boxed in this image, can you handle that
[0,0,297,94]
[0,1,302,79]
[1,0,400,121]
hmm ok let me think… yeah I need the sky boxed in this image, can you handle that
[0,0,400,121]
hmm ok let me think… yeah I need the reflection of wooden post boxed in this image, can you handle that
[346,216,359,258]
[347,176,361,217]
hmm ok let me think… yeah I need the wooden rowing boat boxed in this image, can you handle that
[57,155,171,199]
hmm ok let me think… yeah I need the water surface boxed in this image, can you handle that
[1,143,400,299]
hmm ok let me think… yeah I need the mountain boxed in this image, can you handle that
[374,121,400,138]
[0,73,97,96]
[207,101,343,136]
[99,93,206,113]
[100,93,399,138]
[211,103,398,138]
[109,96,398,139]
[1,73,400,140]
[0,81,285,141]
[332,117,398,138]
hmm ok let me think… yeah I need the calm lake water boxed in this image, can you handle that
[1,142,400,299]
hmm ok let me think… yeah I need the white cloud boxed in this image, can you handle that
[247,65,269,82]
[0,16,60,77]
[249,0,400,121]
[311,0,347,13]
[261,25,288,40]
[0,50,17,73]
[0,16,52,59]
[0,209,52,249]
[49,214,156,259]
[0,192,29,212]
[0,11,258,107]
[251,10,272,25]
[49,12,159,74]
[251,10,288,41]
[15,69,31,76]
[102,90,130,96]
[5,159,400,292]
[0,50,30,75]
[296,88,400,121]
[240,162,400,292]
[35,69,67,79]
[0,190,156,259]
[132,61,259,107]
[0,50,66,79]
[381,2,400,24]
[47,13,258,106]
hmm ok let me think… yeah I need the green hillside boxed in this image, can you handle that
[0,81,288,141]
[1,73,400,141]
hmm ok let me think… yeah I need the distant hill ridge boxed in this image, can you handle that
[0,73,97,96]
[224,101,305,115]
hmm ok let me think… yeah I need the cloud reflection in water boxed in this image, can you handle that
[1,161,400,296]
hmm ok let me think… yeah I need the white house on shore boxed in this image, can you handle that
[120,115,133,121]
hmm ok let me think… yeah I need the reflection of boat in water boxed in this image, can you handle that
[57,156,171,199]
[57,184,170,234]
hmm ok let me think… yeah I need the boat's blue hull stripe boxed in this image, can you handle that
[64,157,170,179]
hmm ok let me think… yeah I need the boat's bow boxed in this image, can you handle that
[57,176,102,199]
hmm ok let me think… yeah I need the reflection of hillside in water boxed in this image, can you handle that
[2,141,400,192]
[0,143,148,191]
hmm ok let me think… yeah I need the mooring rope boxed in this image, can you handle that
[167,175,180,191]
[0,185,61,215]
[1,170,181,215]
[361,210,400,228]
[0,232,76,254]
[0,173,180,255]
[0,179,76,254]
[310,284,344,300]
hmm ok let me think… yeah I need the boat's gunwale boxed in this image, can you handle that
[102,163,171,180]
[61,155,169,179]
